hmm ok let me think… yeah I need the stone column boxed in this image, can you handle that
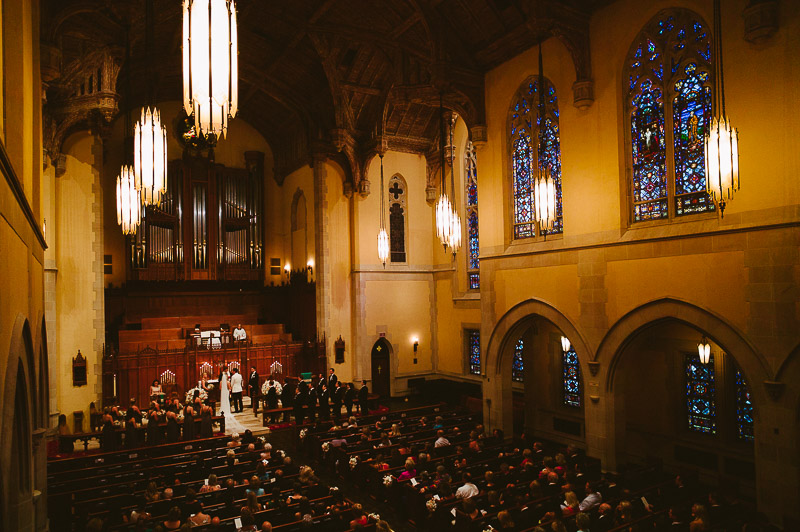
[312,152,331,356]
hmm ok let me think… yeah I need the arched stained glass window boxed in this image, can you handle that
[466,329,481,375]
[735,369,754,442]
[510,77,563,238]
[465,141,479,289]
[685,352,716,434]
[512,338,524,382]
[563,347,581,407]
[388,174,407,263]
[626,10,714,222]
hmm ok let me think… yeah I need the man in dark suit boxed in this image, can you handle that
[343,382,355,416]
[331,381,343,421]
[318,384,330,420]
[293,387,307,424]
[357,380,369,413]
[328,368,338,390]
[248,367,259,409]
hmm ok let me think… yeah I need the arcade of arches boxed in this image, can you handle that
[0,0,799,530]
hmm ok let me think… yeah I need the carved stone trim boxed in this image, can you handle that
[588,361,600,376]
[470,125,488,147]
[589,395,600,404]
[763,380,784,401]
[743,1,779,44]
[358,178,370,198]
[573,80,594,110]
[425,185,438,205]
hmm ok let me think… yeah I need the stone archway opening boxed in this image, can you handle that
[609,318,756,497]
[485,308,588,448]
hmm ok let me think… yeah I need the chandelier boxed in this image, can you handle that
[445,113,462,254]
[134,107,167,206]
[183,0,239,139]
[532,44,556,238]
[377,154,390,266]
[704,0,739,216]
[560,336,571,353]
[435,99,453,251]
[116,165,141,235]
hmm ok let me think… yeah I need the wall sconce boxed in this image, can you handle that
[306,258,314,275]
[284,263,290,276]
[698,336,711,364]
[560,335,571,353]
[412,336,419,364]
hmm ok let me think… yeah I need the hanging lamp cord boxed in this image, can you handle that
[379,153,385,230]
[439,94,446,199]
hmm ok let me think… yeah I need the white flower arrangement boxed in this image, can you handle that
[426,498,438,512]
[349,456,358,469]
[382,475,393,487]
[261,380,283,396]
[185,386,208,403]
[329,486,339,494]
[483,527,496,532]
[368,513,381,522]
[299,429,308,440]
[321,442,330,452]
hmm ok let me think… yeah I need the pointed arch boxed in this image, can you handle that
[387,173,408,263]
[624,9,715,222]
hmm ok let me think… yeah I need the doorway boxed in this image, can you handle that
[371,338,391,399]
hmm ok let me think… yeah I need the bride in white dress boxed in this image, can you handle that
[219,370,246,433]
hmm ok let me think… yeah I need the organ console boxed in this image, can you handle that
[128,152,264,282]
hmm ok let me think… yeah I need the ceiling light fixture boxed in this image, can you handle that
[183,0,238,139]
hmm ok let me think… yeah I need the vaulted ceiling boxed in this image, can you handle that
[41,0,610,185]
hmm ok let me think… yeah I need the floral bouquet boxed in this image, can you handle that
[382,475,393,487]
[329,486,339,494]
[299,428,308,440]
[349,456,358,470]
[321,442,330,453]
[261,380,283,396]
[426,498,437,512]
[368,513,381,522]
[185,386,208,403]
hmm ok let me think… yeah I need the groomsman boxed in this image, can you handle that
[332,381,343,421]
[327,368,338,390]
[248,366,259,410]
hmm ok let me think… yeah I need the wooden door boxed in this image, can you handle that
[371,339,391,398]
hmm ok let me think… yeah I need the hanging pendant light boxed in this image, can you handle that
[704,0,740,216]
[698,336,711,365]
[560,336,571,353]
[446,113,462,255]
[435,96,453,251]
[135,107,168,206]
[117,165,141,235]
[183,0,239,139]
[532,44,557,238]
[377,154,390,266]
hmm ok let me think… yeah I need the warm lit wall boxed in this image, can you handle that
[477,0,800,525]
[55,132,105,430]
[0,1,49,530]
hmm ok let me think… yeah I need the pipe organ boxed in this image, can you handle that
[128,152,264,282]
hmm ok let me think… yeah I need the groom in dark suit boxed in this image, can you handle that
[248,367,259,409]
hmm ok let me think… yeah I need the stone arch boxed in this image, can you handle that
[387,173,408,263]
[483,298,590,434]
[37,318,49,429]
[1,315,36,532]
[597,298,771,407]
[290,188,308,270]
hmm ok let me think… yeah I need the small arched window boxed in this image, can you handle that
[509,76,563,239]
[388,174,407,263]
[625,10,714,222]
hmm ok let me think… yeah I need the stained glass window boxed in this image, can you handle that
[563,346,581,407]
[388,175,406,263]
[735,369,754,442]
[626,10,714,222]
[685,352,716,435]
[465,141,479,289]
[466,329,481,375]
[512,338,524,382]
[510,78,563,238]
